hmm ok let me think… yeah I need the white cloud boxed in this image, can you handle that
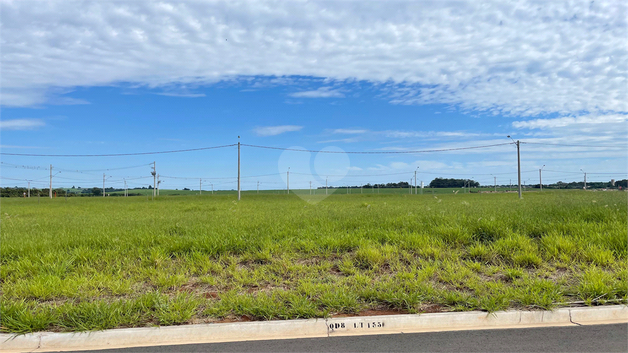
[253,125,303,137]
[0,119,45,130]
[384,130,484,139]
[48,97,90,105]
[513,114,628,129]
[317,138,359,144]
[156,92,206,98]
[347,166,362,171]
[332,129,368,134]
[3,1,625,117]
[390,162,409,170]
[510,113,628,159]
[289,87,344,98]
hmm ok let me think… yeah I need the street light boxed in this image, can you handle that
[539,165,545,191]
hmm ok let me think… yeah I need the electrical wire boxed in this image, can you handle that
[522,142,626,148]
[56,163,153,174]
[0,144,238,157]
[242,143,513,154]
[290,171,414,177]
[1,162,49,170]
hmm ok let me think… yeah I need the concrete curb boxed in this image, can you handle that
[2,305,626,352]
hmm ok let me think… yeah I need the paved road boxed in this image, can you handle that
[68,323,627,352]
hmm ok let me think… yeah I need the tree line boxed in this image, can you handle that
[0,185,154,197]
[2,179,626,197]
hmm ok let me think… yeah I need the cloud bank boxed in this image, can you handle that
[1,0,625,118]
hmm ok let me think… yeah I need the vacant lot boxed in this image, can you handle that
[1,191,626,333]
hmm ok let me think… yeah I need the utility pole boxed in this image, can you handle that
[49,164,53,199]
[508,136,523,199]
[517,140,522,198]
[309,181,312,195]
[151,162,156,200]
[157,175,161,196]
[103,173,106,197]
[326,177,328,195]
[257,181,260,194]
[200,179,202,195]
[28,181,31,197]
[287,167,290,194]
[237,136,241,201]
[539,165,545,191]
[414,167,419,194]
[493,175,497,192]
[581,169,587,190]
[124,178,127,197]
[211,183,214,194]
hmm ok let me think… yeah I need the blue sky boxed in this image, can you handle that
[1,1,626,190]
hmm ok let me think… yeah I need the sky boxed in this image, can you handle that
[1,0,627,191]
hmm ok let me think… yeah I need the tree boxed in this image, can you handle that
[429,178,479,188]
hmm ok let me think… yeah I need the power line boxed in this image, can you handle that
[241,142,513,154]
[522,142,626,148]
[0,144,238,157]
[0,162,49,170]
[4,140,621,158]
[56,163,153,173]
[543,170,627,175]
[290,171,414,177]
[161,175,238,180]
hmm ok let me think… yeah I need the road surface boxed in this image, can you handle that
[66,323,627,352]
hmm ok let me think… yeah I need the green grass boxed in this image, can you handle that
[1,190,626,333]
[107,186,500,197]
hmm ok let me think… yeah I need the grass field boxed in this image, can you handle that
[107,186,514,197]
[1,190,626,333]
